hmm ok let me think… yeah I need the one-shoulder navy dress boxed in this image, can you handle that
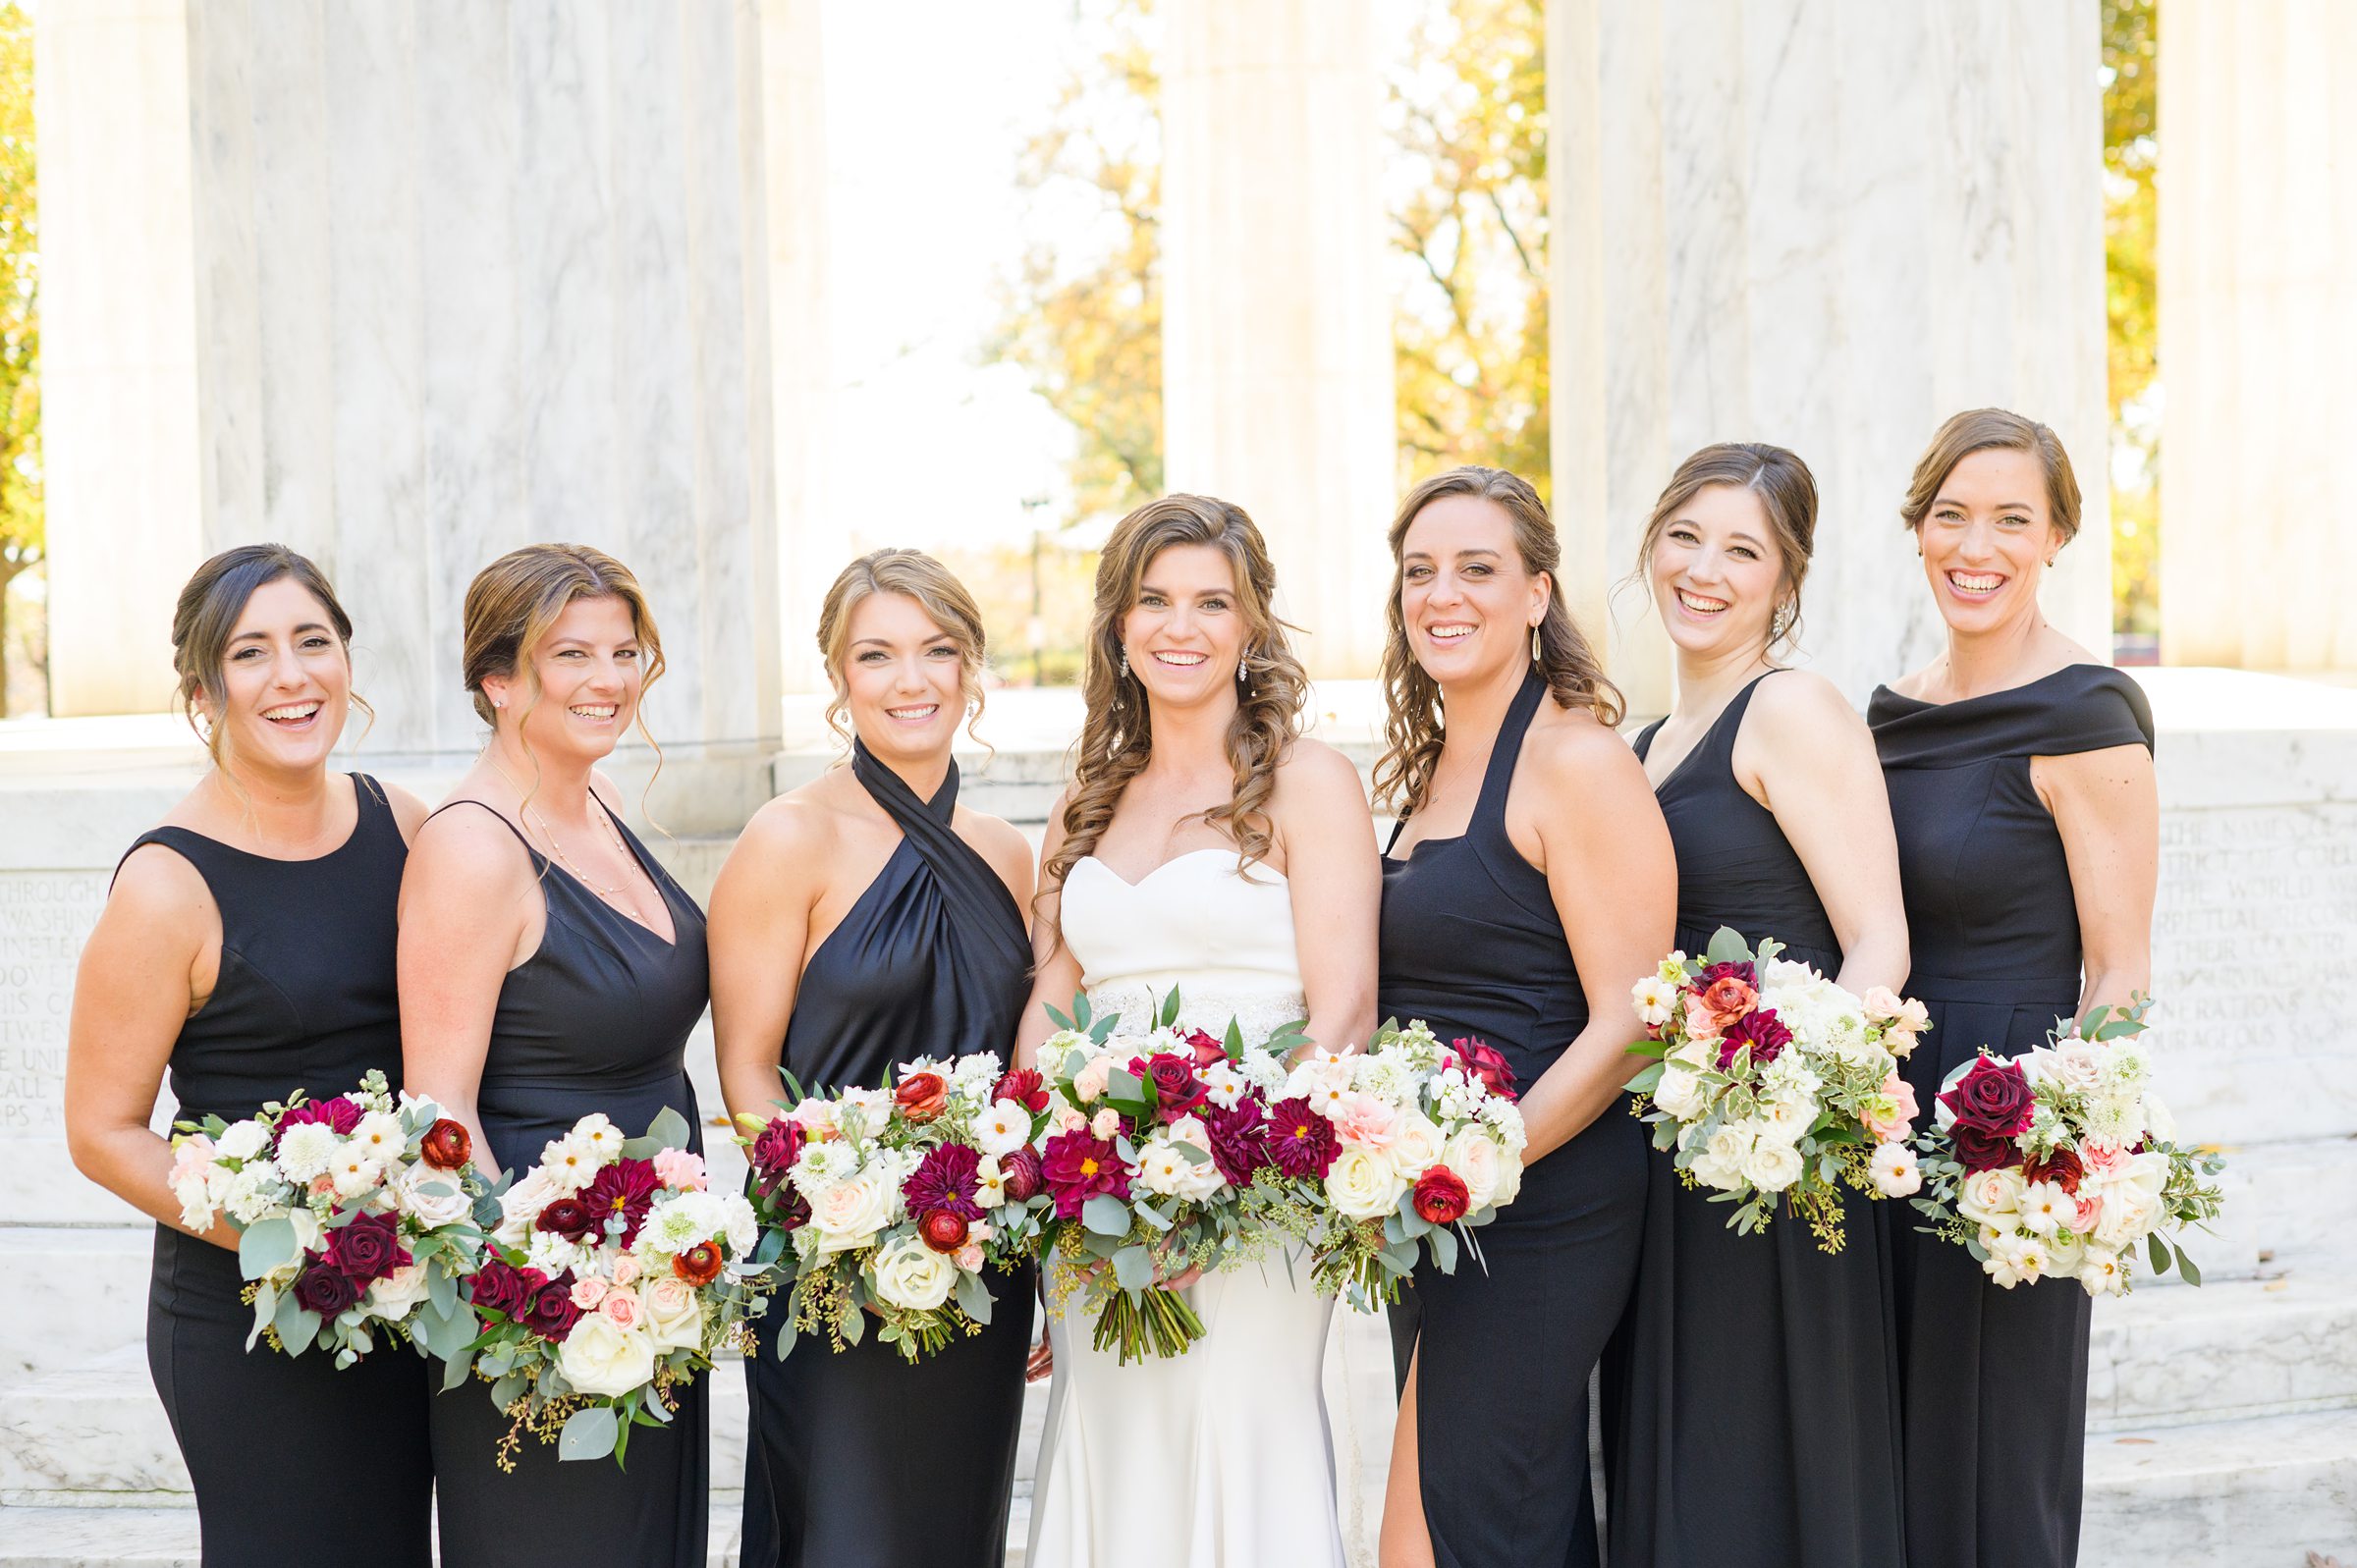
[131,776,432,1568]
[1377,670,1650,1568]
[424,796,712,1568]
[1870,664,2156,1568]
[1607,674,1905,1567]
[739,742,1035,1568]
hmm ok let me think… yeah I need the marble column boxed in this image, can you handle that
[2158,0,2357,673]
[1549,0,2114,713]
[39,0,801,823]
[1161,0,1397,678]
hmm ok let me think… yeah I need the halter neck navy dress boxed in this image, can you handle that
[1377,670,1649,1568]
[1607,674,1904,1568]
[740,742,1034,1568]
[422,795,712,1568]
[129,776,432,1568]
[1870,664,2154,1568]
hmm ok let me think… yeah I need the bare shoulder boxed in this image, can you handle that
[105,839,215,930]
[956,806,1036,889]
[1273,737,1368,808]
[1524,702,1646,787]
[410,797,533,886]
[737,786,842,866]
[586,769,631,816]
[1886,661,1938,700]
[378,781,433,844]
[1747,668,1867,741]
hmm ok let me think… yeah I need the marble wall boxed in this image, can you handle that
[2158,0,2357,673]
[38,0,796,803]
[1547,0,2115,712]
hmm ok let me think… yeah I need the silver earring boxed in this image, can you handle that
[1118,651,1130,679]
[1772,604,1795,640]
[1236,652,1250,687]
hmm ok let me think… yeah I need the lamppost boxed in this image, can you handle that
[1021,494,1050,686]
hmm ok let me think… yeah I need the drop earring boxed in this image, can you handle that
[1236,649,1250,687]
[1530,623,1543,663]
[1118,650,1130,680]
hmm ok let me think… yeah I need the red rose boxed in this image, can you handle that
[672,1240,725,1286]
[294,1260,360,1317]
[1949,1121,2023,1175]
[521,1271,583,1342]
[420,1118,473,1172]
[1412,1166,1471,1225]
[989,1068,1051,1113]
[918,1209,971,1253]
[1448,1039,1520,1103]
[323,1210,411,1284]
[1142,1054,1210,1120]
[535,1196,597,1242]
[1180,1029,1228,1069]
[2022,1146,2084,1194]
[1940,1056,2036,1138]
[895,1072,949,1123]
[466,1258,544,1319]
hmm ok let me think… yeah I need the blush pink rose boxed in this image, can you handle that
[570,1275,611,1310]
[1332,1093,1400,1151]
[1090,1108,1122,1139]
[1071,1056,1114,1104]
[954,1241,986,1272]
[599,1287,644,1329]
[1050,1104,1088,1136]
[651,1149,707,1192]
[2070,1190,2106,1233]
[609,1254,642,1287]
[2080,1140,2129,1179]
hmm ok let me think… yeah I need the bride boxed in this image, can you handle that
[1016,494,1381,1568]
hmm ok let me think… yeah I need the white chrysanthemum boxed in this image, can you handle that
[953,1051,1004,1089]
[274,1122,341,1184]
[1235,1052,1289,1095]
[524,1228,590,1277]
[215,1120,271,1163]
[226,1162,292,1224]
[349,1110,407,1164]
[637,1195,713,1258]
[974,1101,1032,1159]
[718,1194,759,1258]
[1349,1054,1414,1107]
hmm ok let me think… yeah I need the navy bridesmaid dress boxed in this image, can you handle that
[1870,664,2155,1568]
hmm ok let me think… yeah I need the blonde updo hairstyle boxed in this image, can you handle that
[171,543,372,780]
[814,548,991,752]
[1899,407,2082,546]
[1633,441,1820,657]
[1376,466,1623,818]
[1043,494,1308,892]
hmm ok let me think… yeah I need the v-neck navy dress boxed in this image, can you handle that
[1606,674,1905,1568]
[131,776,433,1568]
[423,796,712,1568]
[1870,664,2155,1568]
[739,743,1035,1568]
[1377,670,1650,1568]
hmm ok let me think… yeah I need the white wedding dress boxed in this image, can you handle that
[1026,847,1347,1568]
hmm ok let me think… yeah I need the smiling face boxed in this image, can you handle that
[481,594,645,767]
[202,576,353,777]
[841,590,965,768]
[1648,482,1786,661]
[1398,494,1550,687]
[1121,542,1247,710]
[1916,447,2060,635]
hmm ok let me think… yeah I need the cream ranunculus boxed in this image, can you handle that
[1324,1145,1408,1221]
[1741,1137,1805,1192]
[390,1164,474,1228]
[641,1275,707,1354]
[1652,1065,1708,1121]
[2091,1182,2161,1250]
[1440,1128,1504,1211]
[557,1314,657,1398]
[869,1234,958,1311]
[807,1167,900,1255]
[494,1166,564,1248]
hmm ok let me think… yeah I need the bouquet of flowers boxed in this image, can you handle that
[167,1070,489,1368]
[1260,1019,1528,1310]
[739,1052,1057,1364]
[1033,992,1301,1363]
[1622,929,1932,1252]
[448,1108,772,1467]
[1909,998,2224,1295]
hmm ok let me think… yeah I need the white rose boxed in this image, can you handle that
[1652,1066,1709,1121]
[641,1275,707,1354]
[495,1167,564,1248]
[1440,1128,1504,1211]
[1954,1167,2025,1228]
[1755,1097,1814,1147]
[1389,1112,1445,1173]
[215,1120,271,1162]
[391,1165,474,1229]
[2091,1184,2161,1250]
[807,1168,898,1253]
[1325,1145,1408,1221]
[286,1207,323,1259]
[2112,1150,2170,1201]
[1868,1142,1922,1197]
[1741,1138,1805,1192]
[869,1235,957,1311]
[364,1262,434,1323]
[974,1101,1033,1159]
[557,1314,657,1398]
[2140,1091,2177,1146]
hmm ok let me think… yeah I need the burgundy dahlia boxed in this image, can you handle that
[294,1260,360,1317]
[279,1096,364,1139]
[903,1143,985,1222]
[521,1271,583,1342]
[1203,1103,1269,1186]
[323,1210,411,1284]
[581,1157,661,1248]
[999,1145,1045,1204]
[1264,1098,1341,1180]
[1040,1131,1129,1220]
[1716,1009,1794,1074]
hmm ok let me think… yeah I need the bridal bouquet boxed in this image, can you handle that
[1264,1019,1529,1310]
[739,1052,1057,1364]
[1035,992,1298,1363]
[1909,998,2224,1295]
[167,1070,489,1368]
[1623,929,1932,1252]
[449,1108,772,1467]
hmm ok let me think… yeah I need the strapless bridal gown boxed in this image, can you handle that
[1026,848,1347,1568]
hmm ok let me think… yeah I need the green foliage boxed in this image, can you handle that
[0,3,37,710]
[2103,0,2159,638]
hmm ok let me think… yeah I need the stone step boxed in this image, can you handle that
[0,1228,151,1385]
[2080,1409,2357,1568]
[2088,1271,2357,1431]
[2134,1131,2357,1284]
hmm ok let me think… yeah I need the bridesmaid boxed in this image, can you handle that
[713,550,1036,1568]
[1605,445,1909,1567]
[1871,408,2158,1568]
[1375,466,1675,1568]
[402,545,711,1568]
[66,545,434,1566]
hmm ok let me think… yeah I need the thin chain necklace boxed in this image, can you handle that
[485,755,656,928]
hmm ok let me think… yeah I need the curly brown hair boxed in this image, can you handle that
[1374,466,1623,818]
[1042,495,1308,893]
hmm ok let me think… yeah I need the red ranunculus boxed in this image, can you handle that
[1180,1028,1228,1069]
[535,1196,598,1243]
[1412,1166,1471,1225]
[904,1143,984,1222]
[1448,1039,1519,1103]
[1716,1009,1794,1073]
[1265,1097,1341,1179]
[990,1067,1051,1113]
[1142,1054,1210,1121]
[919,1209,971,1253]
[521,1271,583,1341]
[2022,1145,2085,1194]
[324,1210,411,1284]
[999,1145,1045,1204]
[582,1158,661,1248]
[466,1258,544,1319]
[1940,1055,2036,1139]
[294,1260,360,1316]
[673,1240,725,1286]
[1041,1131,1129,1220]
[895,1071,949,1123]
[420,1118,473,1172]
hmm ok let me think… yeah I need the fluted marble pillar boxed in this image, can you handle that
[1161,0,1396,677]
[2158,0,2357,672]
[39,0,807,821]
[1549,0,2113,712]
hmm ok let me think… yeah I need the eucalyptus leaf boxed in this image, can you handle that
[2148,1232,2171,1274]
[622,1106,693,1161]
[272,1290,317,1355]
[558,1405,619,1462]
[1625,1062,1667,1094]
[2174,1244,2203,1286]
[1111,1245,1154,1292]
[238,1217,299,1281]
[840,1303,866,1346]
[426,1265,457,1318]
[1704,926,1751,965]
[1428,1222,1460,1275]
[1082,1194,1132,1237]
[443,1347,477,1392]
[488,1372,526,1410]
[955,1270,994,1325]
